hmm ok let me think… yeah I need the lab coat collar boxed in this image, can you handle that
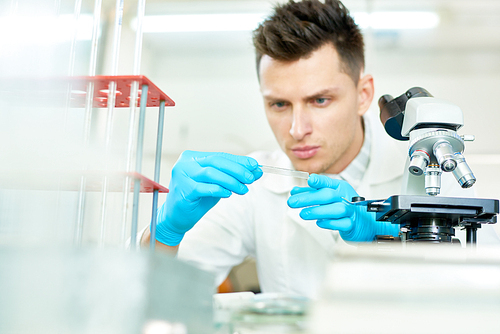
[362,111,406,186]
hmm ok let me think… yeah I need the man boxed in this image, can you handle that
[140,0,481,298]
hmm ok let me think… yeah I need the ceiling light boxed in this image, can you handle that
[137,13,267,33]
[136,11,439,33]
[353,11,440,30]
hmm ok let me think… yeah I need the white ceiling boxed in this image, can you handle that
[136,0,500,55]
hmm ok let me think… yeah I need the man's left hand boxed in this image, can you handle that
[287,174,399,242]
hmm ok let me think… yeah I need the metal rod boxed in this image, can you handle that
[75,0,102,245]
[75,80,95,245]
[120,176,132,246]
[135,84,148,178]
[131,179,141,249]
[68,0,83,76]
[154,101,165,183]
[110,0,124,76]
[150,100,166,249]
[101,0,124,153]
[88,0,103,77]
[130,84,149,248]
[466,227,477,248]
[120,80,139,246]
[98,176,109,247]
[150,189,158,250]
[104,82,118,148]
[133,0,146,75]
[56,0,83,243]
[123,0,146,247]
[98,80,116,247]
[75,175,86,246]
[99,0,124,247]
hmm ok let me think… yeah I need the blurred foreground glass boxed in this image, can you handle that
[228,294,309,334]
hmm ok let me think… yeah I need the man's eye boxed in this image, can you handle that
[315,98,328,104]
[273,102,287,109]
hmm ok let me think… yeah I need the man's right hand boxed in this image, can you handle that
[154,150,263,246]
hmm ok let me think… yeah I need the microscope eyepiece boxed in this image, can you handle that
[378,94,393,111]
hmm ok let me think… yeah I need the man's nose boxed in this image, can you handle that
[289,107,312,140]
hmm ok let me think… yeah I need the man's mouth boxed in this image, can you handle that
[291,146,320,159]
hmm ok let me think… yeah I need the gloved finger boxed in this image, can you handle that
[288,187,343,208]
[190,166,250,195]
[183,151,260,171]
[251,167,263,181]
[307,174,343,190]
[298,202,352,220]
[213,152,260,171]
[184,182,233,201]
[195,155,257,184]
[316,217,353,232]
[290,186,314,196]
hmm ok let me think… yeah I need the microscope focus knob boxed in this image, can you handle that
[461,134,475,142]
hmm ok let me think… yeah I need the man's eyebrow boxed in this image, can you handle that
[262,94,286,102]
[304,88,340,100]
[262,87,340,101]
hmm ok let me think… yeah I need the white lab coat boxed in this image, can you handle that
[176,111,498,299]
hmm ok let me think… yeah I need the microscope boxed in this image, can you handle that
[358,87,498,246]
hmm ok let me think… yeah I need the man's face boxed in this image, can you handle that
[259,43,373,174]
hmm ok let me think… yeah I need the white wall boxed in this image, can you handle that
[117,0,500,202]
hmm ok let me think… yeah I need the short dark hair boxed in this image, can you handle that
[252,0,364,85]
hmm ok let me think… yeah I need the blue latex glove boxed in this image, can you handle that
[287,174,399,242]
[155,150,263,246]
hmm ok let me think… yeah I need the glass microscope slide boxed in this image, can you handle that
[258,165,309,179]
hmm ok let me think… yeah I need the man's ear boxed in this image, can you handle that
[357,74,374,116]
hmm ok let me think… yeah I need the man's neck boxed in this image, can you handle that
[326,117,365,174]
